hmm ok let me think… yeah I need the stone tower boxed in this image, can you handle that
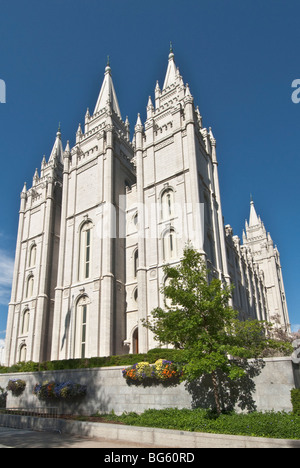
[125,48,231,353]
[50,61,135,361]
[243,199,289,331]
[5,129,63,364]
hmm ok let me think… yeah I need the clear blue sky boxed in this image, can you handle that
[0,0,299,345]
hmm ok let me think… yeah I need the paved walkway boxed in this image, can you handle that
[0,426,164,449]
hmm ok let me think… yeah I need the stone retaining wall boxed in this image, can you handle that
[0,357,297,415]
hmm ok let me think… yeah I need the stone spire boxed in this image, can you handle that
[33,168,39,186]
[249,198,260,227]
[93,57,121,118]
[162,43,178,90]
[48,125,63,163]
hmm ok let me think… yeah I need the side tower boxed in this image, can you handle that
[50,61,135,360]
[243,200,290,331]
[5,130,63,365]
[125,48,230,353]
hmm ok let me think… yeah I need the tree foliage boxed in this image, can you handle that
[143,246,292,413]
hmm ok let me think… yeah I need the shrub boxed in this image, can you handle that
[146,348,186,362]
[6,379,26,397]
[0,387,7,408]
[33,381,87,401]
[0,349,187,374]
[97,408,300,440]
[291,388,300,416]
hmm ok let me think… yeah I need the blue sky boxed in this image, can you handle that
[0,0,299,346]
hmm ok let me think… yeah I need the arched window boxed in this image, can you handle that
[25,275,34,299]
[79,221,93,280]
[133,287,138,303]
[161,188,174,220]
[207,234,216,267]
[19,344,27,362]
[75,296,89,358]
[21,309,30,335]
[134,249,138,278]
[163,228,177,261]
[29,244,37,267]
[204,194,212,227]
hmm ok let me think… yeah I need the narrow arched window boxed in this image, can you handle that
[204,194,212,227]
[29,244,37,267]
[75,296,89,358]
[79,221,93,280]
[134,249,138,278]
[207,234,216,267]
[19,344,27,362]
[25,275,34,299]
[21,309,30,335]
[163,228,177,261]
[161,188,174,220]
[133,287,138,303]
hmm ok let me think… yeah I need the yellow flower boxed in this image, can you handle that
[135,362,150,372]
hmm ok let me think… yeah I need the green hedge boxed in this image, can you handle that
[0,349,186,374]
[91,408,300,440]
[291,389,300,416]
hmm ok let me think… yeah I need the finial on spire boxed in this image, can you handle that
[56,122,61,139]
[168,41,174,60]
[105,55,111,74]
[57,122,61,138]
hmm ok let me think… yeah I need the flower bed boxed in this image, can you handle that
[122,359,183,386]
[6,379,26,397]
[33,381,87,401]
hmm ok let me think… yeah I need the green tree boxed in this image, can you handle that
[143,246,291,414]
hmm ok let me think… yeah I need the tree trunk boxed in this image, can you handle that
[211,371,221,415]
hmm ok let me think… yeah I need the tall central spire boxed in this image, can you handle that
[162,44,178,90]
[93,58,121,118]
[249,198,260,227]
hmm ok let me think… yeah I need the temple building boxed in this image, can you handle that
[4,49,290,365]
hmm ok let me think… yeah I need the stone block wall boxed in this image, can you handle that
[0,357,296,415]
